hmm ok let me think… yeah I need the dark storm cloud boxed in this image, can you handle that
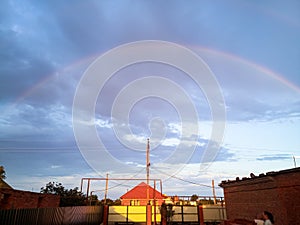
[0,28,57,100]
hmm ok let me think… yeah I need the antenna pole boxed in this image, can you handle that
[104,173,109,204]
[212,179,217,205]
[146,138,150,185]
[146,138,150,204]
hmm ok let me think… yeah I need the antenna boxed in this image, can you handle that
[146,138,150,204]
[146,138,150,185]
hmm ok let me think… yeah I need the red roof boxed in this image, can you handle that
[120,182,165,199]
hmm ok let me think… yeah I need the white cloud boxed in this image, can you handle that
[50,165,61,169]
[161,137,180,147]
[95,118,112,128]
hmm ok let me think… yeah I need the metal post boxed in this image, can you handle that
[146,138,150,203]
[154,180,156,225]
[197,205,205,225]
[147,204,152,225]
[212,180,217,205]
[80,178,84,192]
[103,204,109,225]
[104,173,109,204]
[87,179,90,202]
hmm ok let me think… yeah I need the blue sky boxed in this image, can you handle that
[1,0,300,199]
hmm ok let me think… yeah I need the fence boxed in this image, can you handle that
[108,205,161,224]
[0,205,103,225]
[107,205,226,224]
[0,204,226,225]
[167,205,226,224]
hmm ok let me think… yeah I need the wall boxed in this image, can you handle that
[0,189,60,209]
[220,168,300,225]
[0,205,103,225]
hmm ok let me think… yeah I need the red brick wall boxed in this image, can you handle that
[221,168,300,225]
[0,189,60,209]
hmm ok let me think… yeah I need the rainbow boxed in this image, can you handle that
[9,44,300,110]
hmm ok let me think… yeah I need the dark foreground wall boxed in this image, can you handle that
[0,205,103,225]
[0,189,60,209]
[220,167,300,225]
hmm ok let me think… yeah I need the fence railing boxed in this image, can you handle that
[107,205,226,224]
[0,204,226,225]
[0,205,103,225]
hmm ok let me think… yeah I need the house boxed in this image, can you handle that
[219,167,300,225]
[0,179,60,209]
[120,182,166,206]
[0,179,13,189]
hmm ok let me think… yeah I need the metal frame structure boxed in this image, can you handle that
[80,177,163,201]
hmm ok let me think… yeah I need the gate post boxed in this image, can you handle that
[197,205,205,225]
[103,205,109,225]
[146,204,152,225]
[160,203,167,225]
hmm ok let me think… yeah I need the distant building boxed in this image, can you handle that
[0,179,60,209]
[0,179,13,189]
[120,182,166,206]
[219,167,300,225]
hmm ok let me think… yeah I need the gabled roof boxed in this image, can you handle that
[0,179,13,189]
[120,182,165,199]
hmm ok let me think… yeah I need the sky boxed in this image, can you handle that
[1,0,300,199]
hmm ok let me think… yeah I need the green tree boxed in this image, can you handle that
[190,194,198,201]
[41,182,65,195]
[0,166,6,180]
[41,182,86,206]
[89,194,99,205]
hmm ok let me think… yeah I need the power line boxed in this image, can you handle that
[152,168,216,188]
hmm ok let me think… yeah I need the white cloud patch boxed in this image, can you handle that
[161,137,180,147]
[50,165,61,169]
[95,118,112,128]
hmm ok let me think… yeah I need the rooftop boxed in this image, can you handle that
[219,167,300,187]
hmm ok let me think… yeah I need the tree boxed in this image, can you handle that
[190,194,198,201]
[0,166,6,180]
[99,198,121,205]
[41,182,86,206]
[89,194,99,205]
[41,182,65,195]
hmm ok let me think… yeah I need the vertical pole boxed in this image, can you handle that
[293,156,297,168]
[212,180,217,205]
[161,204,167,225]
[147,204,152,225]
[104,173,109,204]
[181,205,184,224]
[146,138,150,185]
[103,204,109,225]
[160,179,163,196]
[87,179,90,202]
[146,138,150,204]
[221,197,225,220]
[80,178,83,192]
[197,205,205,225]
[90,191,93,205]
[146,138,151,225]
[154,180,156,225]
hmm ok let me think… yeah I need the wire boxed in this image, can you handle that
[152,167,217,188]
